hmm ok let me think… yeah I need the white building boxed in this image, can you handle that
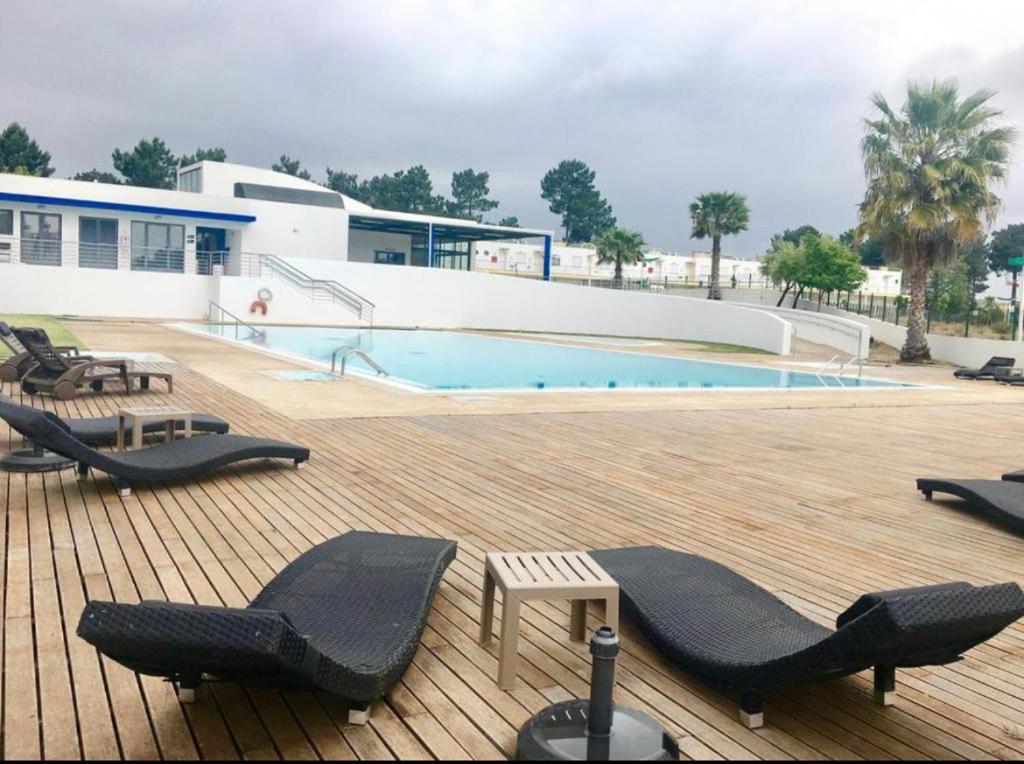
[473,242,763,285]
[862,267,902,296]
[0,161,553,278]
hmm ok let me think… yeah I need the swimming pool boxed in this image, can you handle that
[183,325,913,392]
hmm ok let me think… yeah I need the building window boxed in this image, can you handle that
[552,254,561,266]
[131,221,185,272]
[79,217,119,269]
[179,167,203,193]
[0,209,11,262]
[374,250,405,265]
[21,211,62,266]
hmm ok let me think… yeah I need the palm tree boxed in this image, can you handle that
[858,81,1014,362]
[595,227,645,288]
[689,192,750,299]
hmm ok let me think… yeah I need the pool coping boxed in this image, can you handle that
[167,322,941,395]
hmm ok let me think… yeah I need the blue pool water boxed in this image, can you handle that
[186,325,912,391]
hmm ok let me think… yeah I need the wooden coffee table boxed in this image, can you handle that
[116,406,193,450]
[479,551,619,689]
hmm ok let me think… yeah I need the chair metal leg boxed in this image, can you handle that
[739,692,764,729]
[178,677,201,703]
[348,701,370,725]
[874,665,896,707]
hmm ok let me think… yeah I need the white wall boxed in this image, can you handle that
[723,287,1023,366]
[750,305,870,357]
[229,198,349,266]
[0,263,214,319]
[215,258,793,354]
[0,253,796,354]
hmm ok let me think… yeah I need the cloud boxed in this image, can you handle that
[2,0,1023,254]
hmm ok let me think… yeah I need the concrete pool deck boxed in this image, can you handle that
[63,319,1024,420]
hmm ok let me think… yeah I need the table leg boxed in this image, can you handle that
[604,590,620,635]
[116,415,125,451]
[479,570,496,645]
[498,594,520,689]
[165,419,174,443]
[570,600,588,642]
[183,413,192,439]
[132,417,143,450]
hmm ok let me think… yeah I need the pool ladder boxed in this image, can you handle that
[330,345,389,378]
[816,354,864,381]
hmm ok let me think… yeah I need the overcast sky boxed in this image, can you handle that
[4,0,1024,257]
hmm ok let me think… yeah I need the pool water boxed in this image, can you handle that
[185,325,913,392]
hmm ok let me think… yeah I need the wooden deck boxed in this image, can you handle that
[2,358,1024,759]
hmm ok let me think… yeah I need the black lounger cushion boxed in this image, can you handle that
[592,545,1024,695]
[0,393,229,446]
[15,412,308,483]
[78,531,457,702]
[954,356,1015,379]
[917,478,1024,535]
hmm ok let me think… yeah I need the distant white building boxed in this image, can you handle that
[862,267,902,296]
[472,242,763,285]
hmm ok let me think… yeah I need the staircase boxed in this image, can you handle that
[244,253,375,324]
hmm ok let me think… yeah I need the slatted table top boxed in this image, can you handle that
[117,405,192,418]
[485,551,617,593]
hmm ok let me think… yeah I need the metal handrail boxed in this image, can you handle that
[330,345,388,377]
[815,354,843,377]
[208,301,266,342]
[251,253,375,324]
[838,356,865,379]
[816,354,864,379]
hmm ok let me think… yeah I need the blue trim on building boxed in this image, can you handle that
[427,223,435,268]
[543,235,552,281]
[0,192,256,223]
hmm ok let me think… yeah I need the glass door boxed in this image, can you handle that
[79,217,118,269]
[195,227,227,275]
[21,211,62,266]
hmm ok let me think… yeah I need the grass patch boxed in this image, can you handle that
[0,315,84,358]
[684,341,771,354]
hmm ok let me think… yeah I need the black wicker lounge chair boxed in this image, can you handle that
[997,368,1024,385]
[590,546,1024,729]
[0,393,229,447]
[953,356,1015,380]
[917,478,1024,535]
[77,531,456,724]
[0,321,89,383]
[13,409,308,496]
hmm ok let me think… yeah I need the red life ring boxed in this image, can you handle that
[250,300,268,315]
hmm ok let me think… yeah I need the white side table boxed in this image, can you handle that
[116,406,193,450]
[479,551,619,689]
